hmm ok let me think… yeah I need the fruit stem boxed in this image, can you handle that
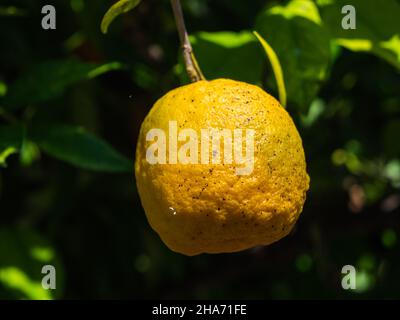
[170,0,205,82]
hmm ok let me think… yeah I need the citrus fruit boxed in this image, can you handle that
[135,79,309,256]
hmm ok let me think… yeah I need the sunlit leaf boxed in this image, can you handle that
[0,125,24,166]
[0,228,63,300]
[318,0,400,69]
[269,0,321,23]
[355,270,375,293]
[253,31,287,107]
[178,31,264,85]
[19,140,40,167]
[0,267,52,300]
[0,147,17,167]
[255,0,332,111]
[385,160,400,187]
[101,0,141,34]
[30,125,132,173]
[300,98,326,127]
[88,62,123,79]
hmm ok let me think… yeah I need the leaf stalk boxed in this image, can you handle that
[170,0,205,82]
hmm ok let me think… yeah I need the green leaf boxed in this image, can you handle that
[101,0,141,34]
[0,147,17,167]
[385,160,400,188]
[0,125,24,166]
[253,31,287,107]
[177,31,265,85]
[255,0,332,111]
[3,60,123,111]
[19,140,40,167]
[317,0,400,70]
[0,228,63,300]
[0,80,7,97]
[30,125,132,173]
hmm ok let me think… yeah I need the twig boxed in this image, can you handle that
[170,0,205,82]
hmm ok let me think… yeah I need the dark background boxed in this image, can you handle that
[0,0,399,299]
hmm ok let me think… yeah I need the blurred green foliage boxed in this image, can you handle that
[0,228,63,299]
[0,0,399,299]
[318,0,400,70]
[3,60,124,111]
[186,31,264,85]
